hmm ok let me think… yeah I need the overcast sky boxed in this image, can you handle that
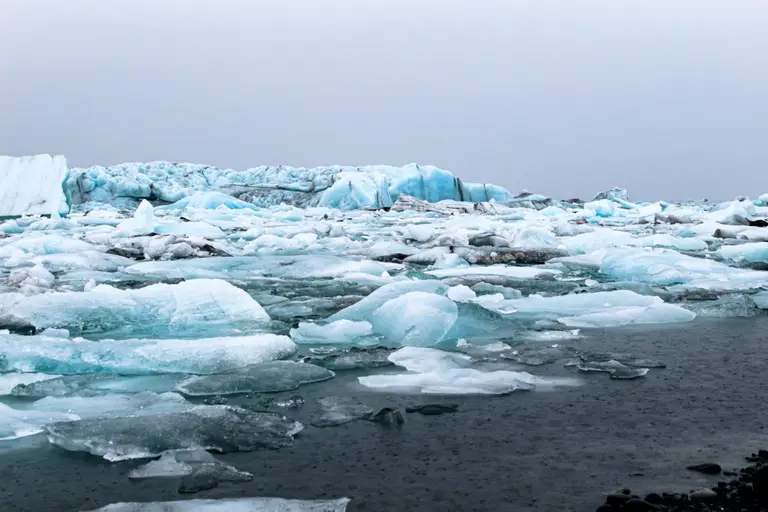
[1,1,766,201]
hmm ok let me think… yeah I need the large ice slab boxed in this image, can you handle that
[176,361,334,396]
[476,290,696,328]
[0,154,69,217]
[86,497,351,512]
[46,405,304,461]
[65,161,513,210]
[0,333,296,375]
[0,279,271,337]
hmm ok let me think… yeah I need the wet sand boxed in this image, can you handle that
[1,317,767,512]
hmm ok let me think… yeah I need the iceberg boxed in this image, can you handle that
[0,154,70,218]
[85,497,351,512]
[45,405,304,461]
[65,161,513,210]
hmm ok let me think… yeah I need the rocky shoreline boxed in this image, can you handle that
[596,450,768,511]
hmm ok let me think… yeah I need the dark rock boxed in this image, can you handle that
[366,408,404,426]
[621,498,659,511]
[605,493,631,506]
[595,506,612,512]
[687,463,722,475]
[643,493,664,505]
[749,219,768,227]
[405,404,459,415]
[689,488,717,501]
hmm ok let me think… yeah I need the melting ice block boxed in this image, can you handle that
[85,497,351,512]
[0,278,271,337]
[175,361,334,396]
[29,392,193,419]
[0,154,70,217]
[45,405,304,461]
[358,347,580,395]
[0,333,296,375]
[0,403,78,440]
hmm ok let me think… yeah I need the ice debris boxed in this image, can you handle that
[45,405,304,461]
[85,497,351,512]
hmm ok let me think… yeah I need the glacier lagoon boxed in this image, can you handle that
[2,155,768,510]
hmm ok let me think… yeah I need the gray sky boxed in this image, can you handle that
[1,1,766,201]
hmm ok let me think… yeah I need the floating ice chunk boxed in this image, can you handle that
[684,294,762,318]
[559,304,696,328]
[371,291,458,346]
[176,361,334,396]
[478,290,695,328]
[85,497,351,512]
[592,186,631,205]
[128,448,254,492]
[311,397,374,427]
[559,229,635,254]
[27,251,133,272]
[113,199,156,236]
[156,191,259,212]
[0,154,69,217]
[634,234,708,252]
[0,234,97,260]
[387,346,471,373]
[328,280,447,323]
[1,279,271,337]
[46,405,304,461]
[404,224,435,243]
[600,247,767,288]
[302,346,395,371]
[717,242,768,264]
[471,282,522,299]
[359,347,580,395]
[519,329,582,342]
[30,392,192,419]
[513,226,561,249]
[129,449,215,478]
[0,402,78,440]
[584,199,617,217]
[426,265,561,280]
[290,320,376,345]
[430,252,469,269]
[0,372,61,395]
[0,333,296,375]
[447,285,477,302]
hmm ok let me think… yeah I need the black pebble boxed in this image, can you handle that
[686,463,722,475]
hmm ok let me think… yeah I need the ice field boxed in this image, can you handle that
[2,154,768,508]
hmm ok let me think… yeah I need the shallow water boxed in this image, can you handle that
[1,317,767,511]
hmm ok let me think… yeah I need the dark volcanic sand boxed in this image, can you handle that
[2,317,768,512]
